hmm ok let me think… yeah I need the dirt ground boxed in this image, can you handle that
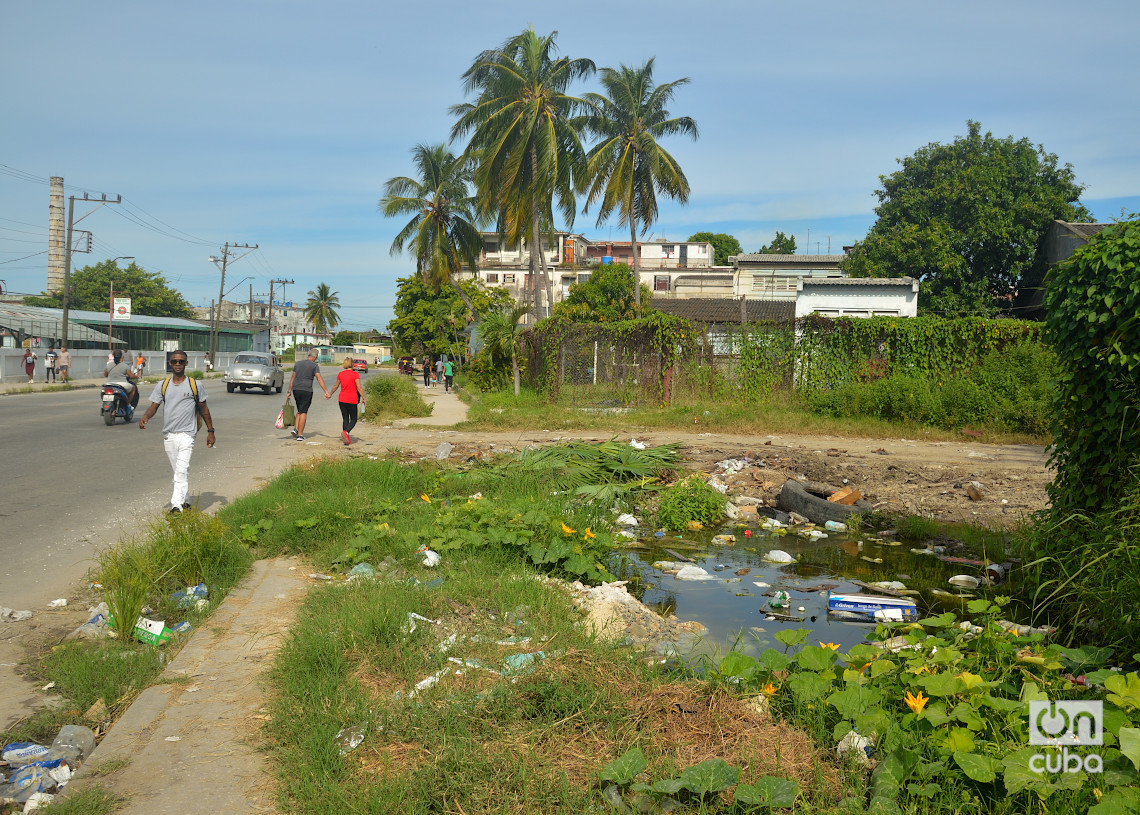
[372,426,1051,529]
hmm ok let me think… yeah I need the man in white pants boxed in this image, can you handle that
[137,350,215,512]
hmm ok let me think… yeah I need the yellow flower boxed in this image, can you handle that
[583,527,596,539]
[561,522,576,535]
[904,690,929,714]
[761,682,778,696]
[420,494,431,503]
[819,642,840,651]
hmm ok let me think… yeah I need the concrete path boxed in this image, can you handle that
[63,558,308,813]
[392,379,469,427]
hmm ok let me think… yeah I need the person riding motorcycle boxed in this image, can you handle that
[104,349,140,415]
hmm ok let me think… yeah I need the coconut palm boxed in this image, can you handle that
[479,303,530,395]
[380,144,483,315]
[579,58,699,306]
[451,27,594,317]
[304,283,341,335]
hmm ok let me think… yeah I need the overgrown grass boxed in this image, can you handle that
[362,372,432,423]
[40,784,126,813]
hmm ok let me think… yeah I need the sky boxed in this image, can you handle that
[2,0,1138,331]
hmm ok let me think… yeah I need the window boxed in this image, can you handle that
[654,275,671,292]
[503,274,516,284]
[486,273,499,283]
[577,273,591,284]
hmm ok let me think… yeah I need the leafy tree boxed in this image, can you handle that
[333,330,358,346]
[580,58,699,306]
[756,231,796,254]
[380,144,484,315]
[304,283,341,334]
[451,28,594,317]
[390,276,511,358]
[25,258,194,318]
[479,304,531,395]
[840,120,1090,316]
[687,232,741,266]
[550,263,651,322]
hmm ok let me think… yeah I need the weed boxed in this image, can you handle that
[362,373,432,422]
[656,477,725,531]
[39,784,126,813]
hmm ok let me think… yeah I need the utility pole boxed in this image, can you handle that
[266,278,293,355]
[62,191,122,347]
[208,243,258,362]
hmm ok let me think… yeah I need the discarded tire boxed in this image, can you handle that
[778,479,872,525]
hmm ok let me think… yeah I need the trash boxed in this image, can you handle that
[615,513,639,527]
[501,651,546,677]
[164,736,181,742]
[685,520,704,532]
[615,530,637,541]
[744,529,753,537]
[172,622,192,634]
[348,563,376,580]
[419,547,441,568]
[84,699,108,723]
[824,520,847,532]
[50,726,95,764]
[706,478,728,494]
[768,590,791,609]
[724,502,741,520]
[47,599,67,608]
[826,486,862,506]
[867,581,908,592]
[111,616,172,647]
[405,612,439,634]
[674,565,714,581]
[654,530,666,538]
[309,573,333,581]
[760,517,786,530]
[336,724,367,755]
[805,529,828,539]
[763,549,796,564]
[836,729,876,769]
[753,581,771,588]
[0,767,57,804]
[0,608,34,622]
[435,442,454,460]
[984,562,1011,586]
[629,439,646,450]
[966,481,985,501]
[734,568,751,576]
[2,744,52,767]
[22,791,54,812]
[860,556,883,564]
[828,594,918,621]
[408,667,449,697]
[948,575,981,589]
[66,603,111,641]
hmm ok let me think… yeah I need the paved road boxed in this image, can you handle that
[0,369,370,611]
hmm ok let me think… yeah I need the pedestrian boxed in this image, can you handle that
[422,358,431,388]
[137,350,215,513]
[44,346,59,383]
[57,346,71,383]
[326,357,364,446]
[22,348,37,382]
[286,349,330,442]
[133,351,146,378]
[203,352,213,373]
[435,357,444,388]
[443,358,454,393]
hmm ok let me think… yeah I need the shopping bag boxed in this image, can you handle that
[283,399,296,427]
[274,409,285,430]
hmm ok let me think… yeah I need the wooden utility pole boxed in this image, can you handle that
[208,242,258,361]
[61,191,122,347]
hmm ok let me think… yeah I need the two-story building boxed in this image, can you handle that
[731,253,846,299]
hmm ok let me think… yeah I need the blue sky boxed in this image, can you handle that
[3,0,1138,331]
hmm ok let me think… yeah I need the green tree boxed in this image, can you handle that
[550,263,650,322]
[380,144,484,315]
[390,276,511,358]
[756,231,796,254]
[687,232,741,266]
[25,258,194,318]
[451,28,594,316]
[840,120,1090,316]
[332,330,358,346]
[304,283,341,335]
[479,303,531,395]
[579,58,698,306]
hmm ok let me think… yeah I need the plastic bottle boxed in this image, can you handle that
[49,725,96,764]
[824,520,847,532]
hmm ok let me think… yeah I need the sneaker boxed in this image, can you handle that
[169,505,183,514]
[295,435,306,441]
[290,427,298,438]
[181,502,192,511]
[343,430,351,445]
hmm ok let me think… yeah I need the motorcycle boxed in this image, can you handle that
[101,383,134,426]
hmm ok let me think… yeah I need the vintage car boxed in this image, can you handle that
[223,353,285,394]
[351,358,368,373]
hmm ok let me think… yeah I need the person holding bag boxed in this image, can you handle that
[326,357,364,446]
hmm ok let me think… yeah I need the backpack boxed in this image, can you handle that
[161,376,204,431]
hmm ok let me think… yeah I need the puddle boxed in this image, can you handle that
[620,526,996,659]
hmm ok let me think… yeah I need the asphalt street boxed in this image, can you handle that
[0,371,362,611]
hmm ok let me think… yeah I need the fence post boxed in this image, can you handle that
[661,363,673,406]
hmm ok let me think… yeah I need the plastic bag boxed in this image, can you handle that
[274,409,285,430]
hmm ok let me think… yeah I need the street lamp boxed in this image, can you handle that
[112,256,134,265]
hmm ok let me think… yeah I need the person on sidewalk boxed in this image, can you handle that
[133,351,146,378]
[435,357,444,388]
[138,350,215,513]
[326,357,364,445]
[422,358,431,388]
[58,346,71,383]
[44,346,59,383]
[104,349,140,414]
[287,349,330,442]
[22,348,37,382]
[443,358,454,392]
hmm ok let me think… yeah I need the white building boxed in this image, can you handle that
[794,277,919,319]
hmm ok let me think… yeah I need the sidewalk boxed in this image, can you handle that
[0,375,104,395]
[391,380,469,427]
[62,558,308,813]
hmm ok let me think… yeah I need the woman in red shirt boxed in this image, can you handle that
[326,357,365,445]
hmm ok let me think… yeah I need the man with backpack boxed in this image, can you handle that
[137,350,215,513]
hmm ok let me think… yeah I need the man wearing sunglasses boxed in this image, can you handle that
[138,351,216,513]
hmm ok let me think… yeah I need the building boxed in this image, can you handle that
[794,277,920,319]
[731,253,846,299]
[194,299,319,353]
[1014,220,1115,318]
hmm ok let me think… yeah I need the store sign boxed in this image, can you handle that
[113,297,132,321]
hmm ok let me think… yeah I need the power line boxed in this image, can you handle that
[0,250,47,265]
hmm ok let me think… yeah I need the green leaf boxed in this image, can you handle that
[719,652,759,681]
[734,776,800,808]
[869,659,897,678]
[869,747,919,801]
[675,758,739,795]
[918,672,968,697]
[651,777,686,795]
[1119,728,1140,772]
[775,628,809,648]
[906,782,942,799]
[1002,748,1058,796]
[1089,787,1140,815]
[797,645,839,671]
[787,672,833,703]
[598,748,647,786]
[951,701,985,731]
[953,751,1001,782]
[1106,673,1140,710]
[866,797,903,815]
[940,728,976,754]
[828,684,883,720]
[757,648,789,672]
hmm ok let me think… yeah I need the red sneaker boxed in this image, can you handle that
[343,430,351,445]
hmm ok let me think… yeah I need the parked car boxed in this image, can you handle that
[351,358,368,373]
[397,356,416,375]
[223,353,284,394]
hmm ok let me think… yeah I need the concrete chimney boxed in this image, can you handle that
[47,176,65,294]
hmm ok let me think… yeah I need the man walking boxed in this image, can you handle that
[443,358,454,393]
[138,350,215,513]
[44,346,59,383]
[435,357,444,388]
[58,346,71,383]
[286,349,330,441]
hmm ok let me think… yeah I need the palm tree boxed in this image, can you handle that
[579,58,699,306]
[479,303,530,396]
[380,144,483,315]
[451,28,594,318]
[304,283,341,336]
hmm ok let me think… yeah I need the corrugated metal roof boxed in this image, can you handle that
[734,254,847,263]
[800,276,917,287]
[65,308,214,330]
[651,298,795,323]
[1054,221,1112,239]
[0,305,118,343]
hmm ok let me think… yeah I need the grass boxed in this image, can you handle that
[40,784,126,813]
[362,372,432,424]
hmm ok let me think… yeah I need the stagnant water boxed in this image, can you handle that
[619,524,1002,659]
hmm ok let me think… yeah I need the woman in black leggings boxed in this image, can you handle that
[326,357,364,445]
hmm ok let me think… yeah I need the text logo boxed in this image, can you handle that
[1028,701,1102,747]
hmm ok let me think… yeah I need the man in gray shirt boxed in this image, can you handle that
[138,350,215,513]
[286,349,329,441]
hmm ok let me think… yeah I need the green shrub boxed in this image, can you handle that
[656,477,725,530]
[188,369,203,380]
[362,372,432,421]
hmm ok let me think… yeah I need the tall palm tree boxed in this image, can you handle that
[579,58,699,306]
[380,144,483,315]
[304,283,341,336]
[479,303,530,396]
[451,28,594,318]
